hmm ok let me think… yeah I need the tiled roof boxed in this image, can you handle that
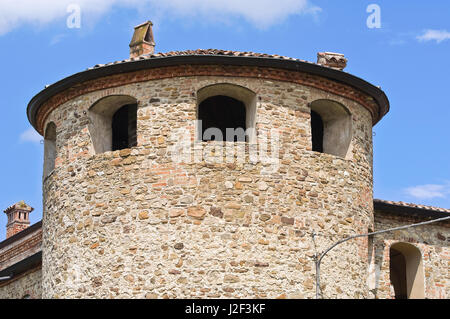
[88,49,313,70]
[374,199,450,214]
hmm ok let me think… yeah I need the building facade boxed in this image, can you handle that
[0,22,448,299]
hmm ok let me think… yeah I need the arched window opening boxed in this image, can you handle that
[198,95,246,142]
[88,95,138,154]
[43,122,57,178]
[389,243,425,299]
[309,99,352,157]
[197,83,257,143]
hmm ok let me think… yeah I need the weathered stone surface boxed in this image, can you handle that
[169,209,185,218]
[0,268,42,299]
[254,261,269,267]
[169,269,181,275]
[119,149,131,157]
[224,275,240,283]
[174,243,184,250]
[281,217,294,225]
[258,181,269,191]
[101,215,117,224]
[224,181,233,189]
[187,206,207,220]
[27,73,445,301]
[210,207,223,218]
[138,211,149,220]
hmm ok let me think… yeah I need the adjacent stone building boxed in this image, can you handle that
[0,22,448,299]
[0,204,41,299]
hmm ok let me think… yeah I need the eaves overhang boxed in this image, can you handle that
[27,54,390,134]
[0,251,42,280]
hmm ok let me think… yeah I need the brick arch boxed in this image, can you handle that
[34,65,380,135]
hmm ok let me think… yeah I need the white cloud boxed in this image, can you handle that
[0,0,320,35]
[151,0,321,28]
[20,128,42,144]
[0,0,136,35]
[417,29,450,44]
[404,183,450,200]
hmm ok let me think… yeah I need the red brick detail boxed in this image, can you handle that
[6,224,29,239]
[35,64,380,134]
[0,230,42,266]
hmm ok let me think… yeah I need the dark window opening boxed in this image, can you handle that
[198,95,246,142]
[44,122,57,177]
[390,248,407,299]
[112,104,137,151]
[311,110,324,153]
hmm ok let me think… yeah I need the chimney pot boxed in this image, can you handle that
[317,52,348,70]
[129,21,155,59]
[3,201,33,239]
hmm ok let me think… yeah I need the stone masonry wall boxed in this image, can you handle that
[41,73,374,298]
[370,212,449,299]
[0,267,42,299]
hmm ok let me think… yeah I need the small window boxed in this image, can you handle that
[199,95,246,142]
[43,122,57,178]
[197,83,257,143]
[89,95,138,154]
[309,99,352,157]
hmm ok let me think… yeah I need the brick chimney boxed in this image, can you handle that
[129,21,155,58]
[4,201,33,239]
[317,52,348,70]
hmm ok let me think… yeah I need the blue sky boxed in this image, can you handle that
[0,1,449,239]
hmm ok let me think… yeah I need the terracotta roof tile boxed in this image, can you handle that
[374,199,450,214]
[87,49,314,71]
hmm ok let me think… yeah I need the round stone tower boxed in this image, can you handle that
[27,22,389,299]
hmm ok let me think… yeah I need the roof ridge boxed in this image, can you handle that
[87,49,314,71]
[374,198,450,214]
